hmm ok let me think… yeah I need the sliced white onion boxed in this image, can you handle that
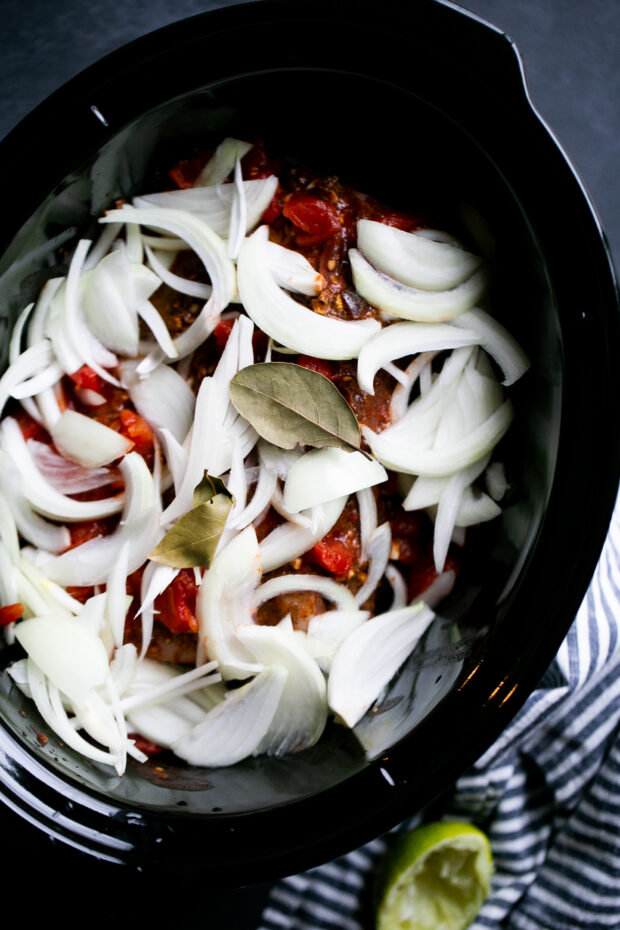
[227,157,247,260]
[0,456,70,554]
[385,564,407,609]
[363,400,514,478]
[267,241,325,295]
[100,206,236,359]
[357,321,480,395]
[27,440,117,494]
[194,137,253,187]
[136,300,178,359]
[349,247,486,323]
[81,247,161,357]
[237,226,380,359]
[134,176,278,239]
[451,308,529,386]
[0,340,56,418]
[390,352,438,422]
[305,609,369,672]
[33,452,159,586]
[328,602,435,727]
[283,448,387,514]
[197,525,263,680]
[172,664,287,767]
[120,360,196,445]
[50,410,132,468]
[356,487,378,561]
[354,522,391,606]
[0,417,124,521]
[228,460,278,531]
[413,570,456,608]
[356,219,483,291]
[144,244,212,300]
[485,461,509,501]
[237,622,328,754]
[259,495,347,573]
[454,487,502,526]
[254,572,357,613]
[47,240,120,385]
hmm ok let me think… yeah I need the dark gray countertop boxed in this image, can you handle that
[0,0,618,924]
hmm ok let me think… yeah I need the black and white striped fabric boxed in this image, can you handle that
[259,494,620,930]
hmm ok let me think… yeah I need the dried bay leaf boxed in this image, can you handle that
[229,362,360,452]
[151,478,233,568]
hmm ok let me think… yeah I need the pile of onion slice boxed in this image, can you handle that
[0,136,530,772]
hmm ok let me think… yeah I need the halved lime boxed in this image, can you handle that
[376,820,493,930]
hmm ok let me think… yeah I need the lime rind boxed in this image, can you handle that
[376,821,493,930]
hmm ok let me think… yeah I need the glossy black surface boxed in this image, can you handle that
[0,0,618,888]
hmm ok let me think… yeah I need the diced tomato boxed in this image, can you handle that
[213,318,235,351]
[312,539,353,576]
[0,603,23,626]
[371,208,422,232]
[241,139,282,181]
[154,568,199,634]
[119,409,154,459]
[407,551,459,603]
[15,410,49,443]
[296,355,335,379]
[282,194,342,247]
[261,190,282,223]
[168,149,213,189]
[129,733,165,756]
[65,586,95,603]
[67,520,114,550]
[68,365,108,396]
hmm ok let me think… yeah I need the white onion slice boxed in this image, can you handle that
[0,457,70,554]
[33,452,159,586]
[305,609,369,672]
[237,226,380,359]
[81,247,161,357]
[253,573,357,613]
[390,352,438,422]
[354,522,391,606]
[451,307,530,386]
[237,622,327,754]
[283,448,387,513]
[259,495,347,573]
[120,360,196,445]
[267,241,325,296]
[228,461,278,531]
[357,321,480,395]
[328,602,435,727]
[100,206,236,359]
[385,564,407,609]
[0,340,56,418]
[227,157,247,260]
[50,410,132,468]
[172,665,287,767]
[356,487,378,561]
[136,300,178,359]
[363,400,514,478]
[27,440,117,494]
[349,247,486,323]
[134,176,278,238]
[194,137,253,187]
[356,219,483,291]
[145,244,212,300]
[485,461,509,501]
[0,417,124,521]
[197,525,263,680]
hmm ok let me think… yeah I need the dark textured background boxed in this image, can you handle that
[0,0,618,923]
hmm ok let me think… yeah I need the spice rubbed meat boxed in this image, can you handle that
[0,136,529,771]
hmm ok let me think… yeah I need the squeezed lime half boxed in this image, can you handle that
[376,821,493,930]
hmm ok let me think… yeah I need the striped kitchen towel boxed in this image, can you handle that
[259,491,620,930]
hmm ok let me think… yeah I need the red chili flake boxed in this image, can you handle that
[296,355,335,380]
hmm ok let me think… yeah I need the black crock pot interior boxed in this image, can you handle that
[0,0,617,879]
